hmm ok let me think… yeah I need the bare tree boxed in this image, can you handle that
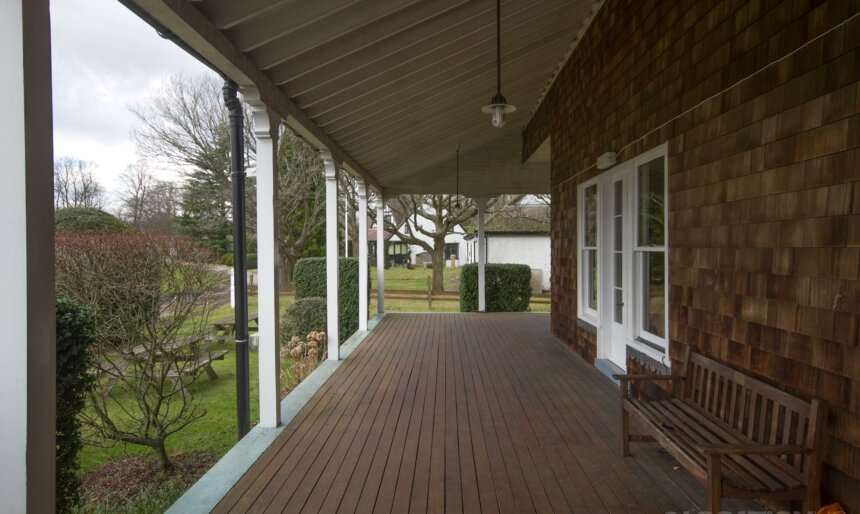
[275,128,326,287]
[130,74,255,253]
[118,161,181,232]
[55,231,219,470]
[54,157,106,209]
[384,195,519,292]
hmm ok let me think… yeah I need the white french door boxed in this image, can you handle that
[606,170,631,369]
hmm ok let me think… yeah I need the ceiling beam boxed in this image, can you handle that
[130,0,381,191]
[263,0,476,81]
[291,1,578,109]
[322,27,574,144]
[228,0,421,54]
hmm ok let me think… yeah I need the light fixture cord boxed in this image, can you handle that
[456,145,460,199]
[496,0,501,95]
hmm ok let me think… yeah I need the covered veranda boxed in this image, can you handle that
[2,0,766,512]
[203,313,756,514]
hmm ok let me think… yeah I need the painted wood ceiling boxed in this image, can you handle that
[129,0,600,195]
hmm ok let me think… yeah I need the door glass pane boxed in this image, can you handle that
[614,252,622,288]
[587,249,598,310]
[614,288,623,323]
[637,157,665,247]
[584,184,597,247]
[641,251,666,338]
[613,180,622,215]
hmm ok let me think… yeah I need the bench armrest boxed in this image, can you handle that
[613,374,686,381]
[699,444,811,456]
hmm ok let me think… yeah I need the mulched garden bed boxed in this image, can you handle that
[80,452,217,506]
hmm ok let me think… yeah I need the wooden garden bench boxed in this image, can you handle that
[614,347,824,513]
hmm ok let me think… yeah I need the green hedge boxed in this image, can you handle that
[459,263,532,312]
[281,297,327,340]
[55,297,96,513]
[293,257,368,343]
[220,252,257,269]
[55,207,127,233]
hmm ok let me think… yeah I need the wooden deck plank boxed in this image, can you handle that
[214,313,762,513]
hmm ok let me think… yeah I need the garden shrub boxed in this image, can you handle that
[220,252,257,268]
[292,257,369,343]
[55,207,127,233]
[55,297,96,513]
[281,297,326,340]
[459,263,532,312]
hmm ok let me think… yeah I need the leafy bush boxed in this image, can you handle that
[55,207,127,233]
[281,297,326,340]
[293,257,368,343]
[56,297,96,513]
[459,263,532,312]
[220,253,233,267]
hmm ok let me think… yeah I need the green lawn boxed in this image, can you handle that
[370,265,461,292]
[79,273,548,488]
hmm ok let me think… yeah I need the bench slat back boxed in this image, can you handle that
[682,350,820,474]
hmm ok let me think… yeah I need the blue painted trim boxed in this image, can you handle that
[166,313,385,514]
[595,358,624,385]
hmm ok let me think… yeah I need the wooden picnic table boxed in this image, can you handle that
[210,312,258,342]
[129,335,229,383]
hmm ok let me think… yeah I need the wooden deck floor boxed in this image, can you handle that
[214,313,757,513]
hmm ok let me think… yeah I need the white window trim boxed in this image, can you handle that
[631,144,669,352]
[577,177,600,326]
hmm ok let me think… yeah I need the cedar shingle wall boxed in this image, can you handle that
[524,0,860,508]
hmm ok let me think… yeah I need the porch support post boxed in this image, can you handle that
[357,181,368,330]
[1,1,56,511]
[322,151,340,359]
[344,193,349,257]
[476,198,488,312]
[243,89,281,427]
[376,195,385,314]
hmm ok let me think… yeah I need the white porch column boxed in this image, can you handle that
[1,1,55,511]
[322,151,340,359]
[357,181,368,330]
[244,89,280,427]
[476,198,488,312]
[344,194,349,257]
[376,195,385,314]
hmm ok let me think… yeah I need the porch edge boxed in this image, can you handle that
[165,313,385,514]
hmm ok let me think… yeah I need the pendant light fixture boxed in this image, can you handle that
[481,0,515,128]
[454,144,461,209]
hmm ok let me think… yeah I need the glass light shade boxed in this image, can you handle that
[481,96,516,128]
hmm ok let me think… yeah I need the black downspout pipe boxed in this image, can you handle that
[223,80,250,440]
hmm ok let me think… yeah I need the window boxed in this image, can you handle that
[578,180,599,323]
[387,242,408,256]
[443,243,459,260]
[635,156,666,345]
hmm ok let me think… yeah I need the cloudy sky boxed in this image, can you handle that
[51,0,216,207]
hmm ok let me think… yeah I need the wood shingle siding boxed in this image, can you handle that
[523,0,860,509]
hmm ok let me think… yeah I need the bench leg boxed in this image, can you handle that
[204,364,219,380]
[706,453,722,514]
[621,407,630,457]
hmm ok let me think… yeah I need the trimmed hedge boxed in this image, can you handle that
[281,297,327,340]
[55,207,127,233]
[293,257,368,343]
[220,252,257,269]
[55,297,96,513]
[459,263,532,312]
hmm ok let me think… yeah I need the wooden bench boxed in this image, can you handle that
[614,347,824,513]
[209,313,258,342]
[167,349,228,382]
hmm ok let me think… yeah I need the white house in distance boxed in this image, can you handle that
[369,210,468,268]
[465,203,551,292]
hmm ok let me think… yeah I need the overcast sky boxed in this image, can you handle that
[51,0,216,207]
